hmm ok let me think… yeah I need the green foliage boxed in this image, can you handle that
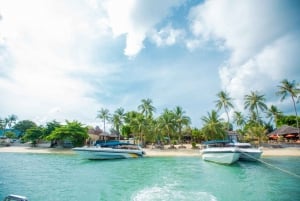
[233,111,245,130]
[22,126,44,146]
[13,120,37,136]
[191,128,204,141]
[138,98,156,119]
[111,107,125,135]
[44,120,61,136]
[121,125,132,138]
[245,125,267,145]
[96,108,111,133]
[157,109,176,143]
[276,79,300,130]
[244,91,267,125]
[4,131,16,139]
[276,115,300,128]
[0,118,5,130]
[201,110,226,140]
[191,142,197,148]
[215,90,234,130]
[265,105,283,127]
[5,114,18,129]
[46,121,88,147]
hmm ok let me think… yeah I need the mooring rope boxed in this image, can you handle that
[237,148,300,179]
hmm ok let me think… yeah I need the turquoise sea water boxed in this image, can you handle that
[0,153,299,201]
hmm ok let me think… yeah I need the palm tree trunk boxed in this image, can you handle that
[292,97,300,138]
[255,106,259,125]
[225,108,229,131]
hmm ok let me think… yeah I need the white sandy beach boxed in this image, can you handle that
[1,144,300,157]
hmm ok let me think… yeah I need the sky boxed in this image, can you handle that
[0,0,299,129]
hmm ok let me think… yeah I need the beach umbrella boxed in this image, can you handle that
[285,134,296,138]
[268,134,278,140]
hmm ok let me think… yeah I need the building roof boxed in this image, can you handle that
[268,125,299,136]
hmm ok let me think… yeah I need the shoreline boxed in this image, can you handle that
[1,145,300,157]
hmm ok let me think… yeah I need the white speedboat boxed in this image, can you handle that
[230,142,262,161]
[201,140,240,165]
[73,142,145,160]
[3,194,28,201]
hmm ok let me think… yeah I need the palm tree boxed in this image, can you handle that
[266,105,283,127]
[6,114,18,129]
[157,109,176,144]
[215,91,234,131]
[129,112,147,146]
[0,118,4,129]
[173,106,191,144]
[246,125,267,145]
[138,98,156,119]
[201,110,226,140]
[233,111,245,130]
[111,107,125,139]
[276,79,300,135]
[96,108,111,133]
[244,91,267,125]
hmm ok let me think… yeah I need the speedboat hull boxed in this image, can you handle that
[238,148,262,161]
[230,142,263,161]
[201,147,240,165]
[73,147,145,160]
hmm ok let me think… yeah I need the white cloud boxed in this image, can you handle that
[0,0,116,124]
[220,33,300,109]
[189,0,290,65]
[97,0,186,57]
[189,0,300,114]
[150,24,185,47]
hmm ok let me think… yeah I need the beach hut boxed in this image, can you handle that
[267,125,299,141]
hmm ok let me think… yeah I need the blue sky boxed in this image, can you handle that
[0,0,299,128]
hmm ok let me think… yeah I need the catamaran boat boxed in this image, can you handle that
[73,141,145,160]
[200,140,240,165]
[230,142,263,161]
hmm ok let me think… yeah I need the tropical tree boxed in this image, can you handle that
[13,120,37,136]
[276,115,300,128]
[233,111,246,130]
[276,79,300,135]
[44,120,61,147]
[0,118,5,135]
[191,127,204,143]
[157,109,176,144]
[96,108,111,133]
[201,110,226,140]
[111,107,125,138]
[173,106,191,144]
[0,118,4,129]
[44,120,61,136]
[246,125,267,145]
[4,131,16,139]
[266,105,283,127]
[215,91,234,130]
[4,114,18,129]
[46,121,88,147]
[138,98,156,119]
[127,112,148,146]
[244,91,267,125]
[22,126,44,147]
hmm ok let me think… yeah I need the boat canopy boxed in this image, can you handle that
[203,140,231,145]
[94,140,133,147]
